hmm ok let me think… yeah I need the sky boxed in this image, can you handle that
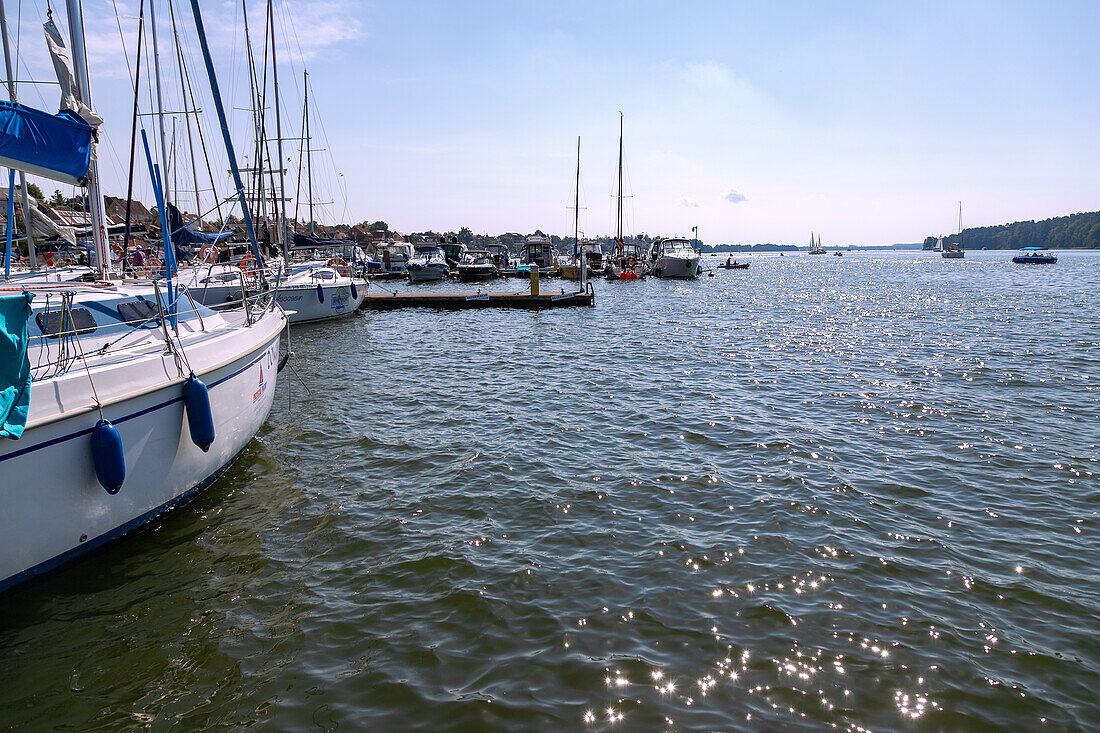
[7,0,1099,245]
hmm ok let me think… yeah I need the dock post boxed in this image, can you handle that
[530,266,539,296]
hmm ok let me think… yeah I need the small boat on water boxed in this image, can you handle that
[717,257,749,269]
[456,250,498,281]
[605,116,647,281]
[808,233,826,255]
[1012,247,1057,264]
[650,237,702,279]
[406,245,451,282]
[485,243,513,272]
[371,242,414,278]
[942,203,965,259]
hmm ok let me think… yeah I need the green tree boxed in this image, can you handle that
[457,226,473,244]
[368,220,389,232]
[51,189,65,205]
[23,182,45,201]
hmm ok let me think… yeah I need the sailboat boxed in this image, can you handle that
[558,137,591,282]
[0,0,286,592]
[606,113,646,280]
[942,202,964,258]
[808,233,826,255]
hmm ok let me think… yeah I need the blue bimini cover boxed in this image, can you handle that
[0,292,34,440]
[0,101,94,185]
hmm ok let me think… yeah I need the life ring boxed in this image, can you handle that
[198,244,219,263]
[110,244,125,263]
[326,257,349,277]
[239,254,256,271]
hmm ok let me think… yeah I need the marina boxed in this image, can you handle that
[0,1,1097,731]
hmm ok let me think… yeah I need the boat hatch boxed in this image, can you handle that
[117,299,160,326]
[36,308,97,337]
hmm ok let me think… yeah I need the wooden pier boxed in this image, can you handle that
[360,289,594,310]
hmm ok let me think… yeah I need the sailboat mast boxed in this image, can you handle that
[304,70,313,235]
[0,0,37,269]
[616,112,623,244]
[574,135,583,288]
[148,0,172,206]
[63,0,110,278]
[958,201,963,250]
[268,0,288,256]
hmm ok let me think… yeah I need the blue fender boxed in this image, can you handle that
[183,373,215,452]
[91,419,125,494]
[316,284,325,303]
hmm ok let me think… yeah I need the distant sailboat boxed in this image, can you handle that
[808,233,826,255]
[942,203,964,259]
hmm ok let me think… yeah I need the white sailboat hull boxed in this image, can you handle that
[0,308,285,592]
[274,280,366,323]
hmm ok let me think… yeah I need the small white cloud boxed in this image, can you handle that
[723,188,748,204]
[679,197,700,208]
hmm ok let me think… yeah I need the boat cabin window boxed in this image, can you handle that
[201,273,239,283]
[314,270,336,280]
[117,299,160,326]
[36,307,97,338]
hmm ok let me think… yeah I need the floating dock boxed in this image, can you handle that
[360,289,594,310]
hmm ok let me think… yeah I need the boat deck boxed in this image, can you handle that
[360,289,594,310]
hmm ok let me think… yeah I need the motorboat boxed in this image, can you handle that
[1012,247,1057,264]
[517,235,557,275]
[439,237,467,272]
[456,250,497,281]
[649,237,702,279]
[485,243,513,272]
[373,242,414,278]
[406,245,451,282]
[0,281,285,592]
[717,257,750,269]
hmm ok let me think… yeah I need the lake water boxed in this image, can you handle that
[1,250,1097,730]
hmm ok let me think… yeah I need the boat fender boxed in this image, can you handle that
[183,373,216,452]
[91,419,125,494]
[278,350,291,373]
[350,281,358,299]
[316,284,325,303]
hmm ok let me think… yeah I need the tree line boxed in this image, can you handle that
[925,210,1100,250]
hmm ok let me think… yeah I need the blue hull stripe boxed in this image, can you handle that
[0,445,249,594]
[0,341,271,464]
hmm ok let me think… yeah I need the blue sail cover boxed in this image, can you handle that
[0,101,93,185]
[168,203,232,254]
[0,292,34,440]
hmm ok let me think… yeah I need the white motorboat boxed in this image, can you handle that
[406,245,451,282]
[1012,247,1057,264]
[649,237,702,279]
[271,261,367,323]
[456,250,497,281]
[0,282,285,591]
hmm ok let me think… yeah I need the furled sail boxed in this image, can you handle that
[43,18,103,127]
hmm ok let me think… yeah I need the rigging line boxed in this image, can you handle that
[173,16,223,223]
[110,0,135,86]
[167,0,200,220]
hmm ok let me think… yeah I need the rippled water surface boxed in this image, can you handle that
[2,250,1098,731]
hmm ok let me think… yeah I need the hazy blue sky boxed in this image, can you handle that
[11,0,1100,244]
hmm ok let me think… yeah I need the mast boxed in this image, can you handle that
[148,0,172,207]
[188,0,263,271]
[64,0,110,279]
[122,0,146,263]
[958,201,963,250]
[0,0,37,269]
[616,112,623,245]
[304,70,313,235]
[574,135,584,289]
[268,0,288,256]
